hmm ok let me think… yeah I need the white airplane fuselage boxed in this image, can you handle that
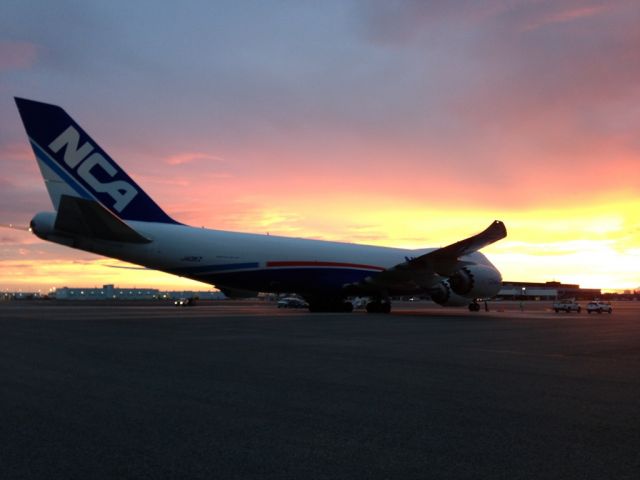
[17,97,506,312]
[32,212,493,296]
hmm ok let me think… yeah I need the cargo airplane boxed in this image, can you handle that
[14,98,506,313]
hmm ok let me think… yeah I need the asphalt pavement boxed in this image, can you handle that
[1,301,639,479]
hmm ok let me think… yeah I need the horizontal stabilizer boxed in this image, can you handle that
[54,195,151,243]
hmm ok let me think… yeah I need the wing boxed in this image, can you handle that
[348,221,507,293]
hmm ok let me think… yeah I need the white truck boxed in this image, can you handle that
[553,300,582,313]
[586,301,612,314]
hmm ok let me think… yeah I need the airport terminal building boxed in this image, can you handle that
[53,284,225,301]
[498,281,601,300]
[4,282,604,302]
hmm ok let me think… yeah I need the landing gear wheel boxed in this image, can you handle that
[468,302,481,312]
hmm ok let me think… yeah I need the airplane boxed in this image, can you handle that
[14,98,507,313]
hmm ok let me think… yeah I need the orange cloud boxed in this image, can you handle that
[1,194,638,292]
[0,257,209,292]
[2,1,638,294]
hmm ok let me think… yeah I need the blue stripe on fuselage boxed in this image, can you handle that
[30,139,94,201]
[182,266,378,293]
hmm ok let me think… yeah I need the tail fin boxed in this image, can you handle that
[14,98,178,224]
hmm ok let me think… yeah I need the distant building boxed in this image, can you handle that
[53,284,225,300]
[159,290,226,300]
[1,291,44,301]
[499,281,601,300]
[55,284,158,300]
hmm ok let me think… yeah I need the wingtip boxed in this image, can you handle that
[492,220,507,238]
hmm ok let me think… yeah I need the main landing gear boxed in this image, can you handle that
[366,300,391,314]
[468,301,481,312]
[307,299,354,313]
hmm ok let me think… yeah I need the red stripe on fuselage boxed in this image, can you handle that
[266,261,385,271]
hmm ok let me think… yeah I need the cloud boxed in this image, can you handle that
[521,4,609,31]
[1,1,639,290]
[0,235,18,243]
[0,41,38,71]
[0,142,33,160]
[350,0,640,206]
[164,151,225,165]
[0,178,50,223]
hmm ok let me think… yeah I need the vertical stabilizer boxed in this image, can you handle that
[15,98,178,224]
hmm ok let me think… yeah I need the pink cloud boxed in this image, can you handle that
[0,41,38,71]
[523,4,609,31]
[0,143,34,161]
[164,151,225,165]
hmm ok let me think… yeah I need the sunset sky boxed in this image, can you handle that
[1,0,639,292]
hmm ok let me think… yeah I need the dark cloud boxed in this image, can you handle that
[0,180,50,223]
[350,0,640,186]
[1,0,638,213]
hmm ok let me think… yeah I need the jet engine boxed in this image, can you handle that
[448,265,502,299]
[430,280,472,307]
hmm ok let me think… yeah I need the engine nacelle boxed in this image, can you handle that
[30,211,57,240]
[448,265,502,299]
[430,281,473,307]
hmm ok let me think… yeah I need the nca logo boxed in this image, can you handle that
[49,126,138,212]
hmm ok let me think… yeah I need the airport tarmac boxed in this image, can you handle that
[1,300,639,479]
